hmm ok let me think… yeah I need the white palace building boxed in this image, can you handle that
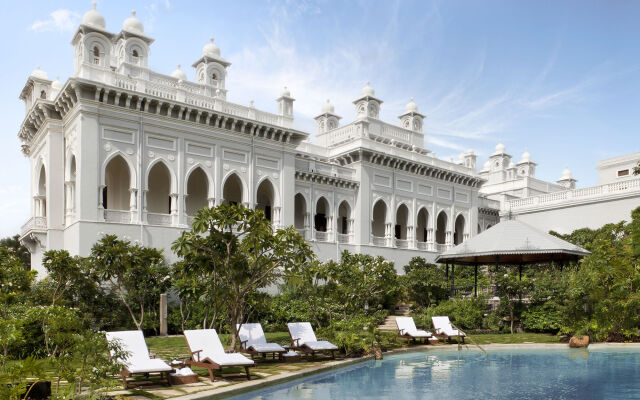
[17,5,640,276]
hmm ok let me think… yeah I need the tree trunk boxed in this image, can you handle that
[510,307,515,334]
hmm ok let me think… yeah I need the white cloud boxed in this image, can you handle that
[30,9,80,33]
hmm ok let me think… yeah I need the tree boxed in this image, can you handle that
[400,257,449,308]
[172,203,312,348]
[91,235,171,330]
[42,250,85,306]
[0,248,35,366]
[496,271,532,334]
[0,235,31,269]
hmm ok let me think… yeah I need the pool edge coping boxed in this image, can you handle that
[169,342,640,399]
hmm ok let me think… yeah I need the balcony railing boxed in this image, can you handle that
[315,230,329,242]
[436,243,448,253]
[20,217,47,235]
[395,239,410,249]
[336,233,352,244]
[104,209,131,223]
[416,241,428,250]
[371,235,387,247]
[147,213,172,226]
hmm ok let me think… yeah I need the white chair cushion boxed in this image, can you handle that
[105,330,171,373]
[237,323,268,347]
[287,322,318,345]
[302,341,338,351]
[249,343,286,353]
[432,316,465,336]
[396,317,433,338]
[214,352,255,366]
[127,358,173,374]
[184,329,254,366]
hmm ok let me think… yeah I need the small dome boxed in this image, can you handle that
[321,99,334,114]
[495,142,506,153]
[561,167,573,180]
[508,161,516,168]
[520,150,531,163]
[51,76,62,90]
[482,160,491,171]
[82,2,106,29]
[30,66,48,80]
[466,149,475,155]
[171,64,187,81]
[202,37,221,58]
[405,97,418,113]
[123,10,144,34]
[281,86,291,97]
[361,81,375,97]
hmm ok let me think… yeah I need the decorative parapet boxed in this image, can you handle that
[505,177,640,213]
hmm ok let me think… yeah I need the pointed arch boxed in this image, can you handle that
[255,178,278,221]
[314,196,330,232]
[416,207,429,242]
[185,163,214,198]
[337,200,351,234]
[436,210,448,245]
[372,199,388,238]
[395,203,409,240]
[185,166,209,215]
[294,192,307,229]
[144,158,177,193]
[222,171,247,205]
[102,151,136,188]
[104,155,131,211]
[147,162,171,214]
[454,213,466,245]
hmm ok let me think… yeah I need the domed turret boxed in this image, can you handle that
[405,97,418,113]
[482,160,491,171]
[508,161,516,169]
[361,81,375,97]
[171,64,187,81]
[123,10,144,34]
[561,167,573,180]
[321,99,335,114]
[495,142,506,154]
[520,150,531,163]
[30,66,48,80]
[82,2,106,29]
[51,77,62,90]
[280,86,291,97]
[202,37,221,58]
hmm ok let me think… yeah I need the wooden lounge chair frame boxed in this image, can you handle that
[395,317,434,345]
[184,337,252,382]
[119,364,171,389]
[240,340,286,361]
[287,323,337,360]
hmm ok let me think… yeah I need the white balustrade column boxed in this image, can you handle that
[98,185,105,221]
[129,188,138,222]
[170,193,179,224]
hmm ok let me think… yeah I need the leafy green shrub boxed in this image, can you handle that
[317,311,394,356]
[400,257,448,308]
[413,296,487,331]
[521,304,562,333]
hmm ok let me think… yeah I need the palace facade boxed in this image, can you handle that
[19,5,638,276]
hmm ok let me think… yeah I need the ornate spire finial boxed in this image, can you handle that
[92,1,97,9]
[177,64,181,69]
[210,37,214,43]
[410,97,414,101]
[131,9,136,16]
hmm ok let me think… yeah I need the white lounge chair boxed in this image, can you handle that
[183,329,254,381]
[395,316,435,344]
[105,330,173,389]
[432,316,466,342]
[237,323,287,360]
[287,322,338,359]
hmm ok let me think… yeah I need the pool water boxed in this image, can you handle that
[229,347,640,399]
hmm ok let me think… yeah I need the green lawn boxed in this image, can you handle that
[463,333,561,345]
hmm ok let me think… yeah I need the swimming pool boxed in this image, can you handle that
[229,346,640,400]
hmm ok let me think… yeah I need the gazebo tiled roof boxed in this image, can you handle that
[435,219,590,265]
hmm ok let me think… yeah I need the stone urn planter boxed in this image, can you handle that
[569,335,590,348]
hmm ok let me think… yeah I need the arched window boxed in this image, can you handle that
[222,173,243,205]
[256,179,275,221]
[454,214,465,245]
[314,197,330,232]
[66,156,77,214]
[185,167,208,215]
[436,211,447,245]
[395,204,409,240]
[416,208,429,242]
[93,46,100,64]
[372,200,387,238]
[294,193,306,230]
[211,73,217,81]
[37,165,47,217]
[132,49,139,58]
[40,90,47,99]
[337,201,351,234]
[147,162,171,214]
[104,156,130,211]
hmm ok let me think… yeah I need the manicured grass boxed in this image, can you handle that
[464,333,561,345]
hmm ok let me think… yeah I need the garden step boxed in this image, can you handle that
[377,315,401,331]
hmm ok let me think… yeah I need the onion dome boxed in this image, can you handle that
[123,10,144,34]
[361,81,375,97]
[482,160,491,171]
[466,149,475,155]
[280,86,291,97]
[202,37,221,58]
[405,97,418,113]
[82,2,106,29]
[321,99,335,114]
[520,150,531,163]
[495,142,506,153]
[51,76,62,91]
[30,66,48,80]
[560,167,573,180]
[171,64,187,81]
[508,161,516,169]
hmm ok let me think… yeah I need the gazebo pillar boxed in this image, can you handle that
[474,265,478,297]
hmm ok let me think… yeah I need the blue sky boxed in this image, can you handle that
[0,0,638,237]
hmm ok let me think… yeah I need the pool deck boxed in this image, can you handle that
[113,342,640,400]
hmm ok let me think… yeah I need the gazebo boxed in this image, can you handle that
[435,219,590,297]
